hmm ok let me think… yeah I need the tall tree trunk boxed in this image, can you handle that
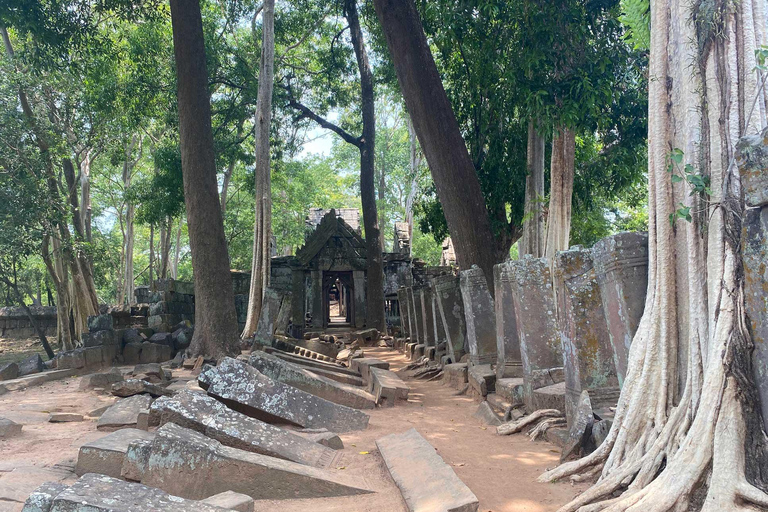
[42,235,73,351]
[221,121,243,217]
[122,136,138,304]
[520,119,546,257]
[405,115,422,241]
[539,1,768,510]
[172,216,183,279]
[242,0,276,338]
[170,0,240,359]
[149,224,154,288]
[80,150,92,245]
[543,126,575,259]
[346,0,386,331]
[372,0,498,288]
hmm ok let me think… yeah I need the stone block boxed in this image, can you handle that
[0,417,22,438]
[80,368,123,391]
[443,363,468,388]
[350,357,390,384]
[292,428,344,450]
[532,381,566,414]
[120,437,153,481]
[407,287,423,344]
[82,330,116,348]
[0,362,20,381]
[592,232,649,386]
[459,266,497,366]
[139,343,172,364]
[122,342,142,365]
[201,491,254,512]
[493,261,523,380]
[199,357,370,433]
[248,351,375,410]
[560,390,595,461]
[122,329,144,346]
[473,401,503,426]
[132,362,166,382]
[18,354,44,376]
[397,288,411,338]
[171,327,193,351]
[21,481,68,512]
[87,314,114,332]
[141,423,373,500]
[508,256,562,409]
[150,390,338,468]
[75,428,155,478]
[376,428,479,512]
[253,287,283,346]
[418,288,435,346]
[49,413,84,423]
[82,346,104,368]
[97,394,153,431]
[495,377,524,405]
[57,349,85,370]
[553,247,619,427]
[148,333,173,349]
[368,367,409,407]
[413,344,425,360]
[111,379,172,398]
[468,364,495,397]
[48,473,227,511]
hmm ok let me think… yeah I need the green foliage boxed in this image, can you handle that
[129,140,186,226]
[619,0,651,50]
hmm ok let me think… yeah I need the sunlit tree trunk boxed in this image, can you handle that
[539,1,768,509]
[520,119,546,257]
[242,0,276,338]
[543,126,575,259]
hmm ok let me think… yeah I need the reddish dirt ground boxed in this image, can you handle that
[0,346,587,512]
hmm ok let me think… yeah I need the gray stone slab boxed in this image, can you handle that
[79,368,123,391]
[111,379,173,398]
[201,491,254,512]
[0,417,22,438]
[199,357,369,433]
[48,473,227,511]
[267,350,359,378]
[121,437,154,481]
[419,288,435,346]
[467,364,495,397]
[434,275,467,363]
[97,395,153,431]
[397,288,411,338]
[443,363,468,389]
[253,288,283,346]
[430,284,448,361]
[150,390,337,468]
[473,401,502,427]
[0,362,20,381]
[292,428,344,450]
[75,428,155,478]
[493,261,523,380]
[248,351,375,410]
[553,247,619,427]
[369,367,409,407]
[508,257,562,409]
[532,381,566,413]
[592,232,648,386]
[407,287,423,345]
[376,428,479,512]
[21,482,68,512]
[459,266,497,366]
[350,357,390,384]
[142,423,373,500]
[495,378,524,406]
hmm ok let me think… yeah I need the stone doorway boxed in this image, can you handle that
[322,271,353,328]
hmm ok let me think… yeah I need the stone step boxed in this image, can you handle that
[467,364,496,397]
[199,357,369,433]
[495,377,524,405]
[249,351,375,410]
[75,428,156,478]
[97,395,153,431]
[532,381,566,413]
[376,428,479,512]
[442,363,468,389]
[150,390,339,468]
[142,423,373,500]
[368,367,409,407]
[350,358,390,384]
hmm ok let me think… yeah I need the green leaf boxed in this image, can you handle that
[671,174,683,183]
[670,148,684,164]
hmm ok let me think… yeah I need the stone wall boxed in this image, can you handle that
[0,306,57,339]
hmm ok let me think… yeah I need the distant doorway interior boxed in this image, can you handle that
[322,271,353,327]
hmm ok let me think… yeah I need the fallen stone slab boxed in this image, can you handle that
[132,363,167,383]
[350,358,390,384]
[49,413,84,423]
[97,394,153,431]
[368,367,409,407]
[121,437,154,481]
[18,354,44,377]
[150,390,338,468]
[473,401,503,427]
[111,379,173,398]
[0,368,79,395]
[468,364,496,397]
[0,362,20,381]
[199,357,370,433]
[142,423,373,500]
[248,351,375,410]
[266,350,359,377]
[0,417,22,438]
[48,473,228,511]
[376,428,479,512]
[21,481,68,512]
[201,491,254,512]
[79,368,124,391]
[75,428,155,478]
[291,428,344,450]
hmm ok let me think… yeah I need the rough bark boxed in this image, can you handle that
[543,126,575,259]
[242,0,276,339]
[172,216,182,279]
[372,0,499,287]
[405,115,422,241]
[169,0,240,359]
[220,121,243,217]
[520,119,546,257]
[345,0,386,331]
[122,136,138,304]
[538,1,768,510]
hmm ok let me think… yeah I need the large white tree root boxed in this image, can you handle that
[528,417,566,441]
[497,409,563,435]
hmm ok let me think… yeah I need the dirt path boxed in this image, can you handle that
[0,348,587,512]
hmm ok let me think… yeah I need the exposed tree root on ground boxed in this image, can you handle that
[528,417,566,441]
[497,409,563,435]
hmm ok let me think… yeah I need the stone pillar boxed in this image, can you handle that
[459,266,497,366]
[592,232,649,386]
[739,132,768,433]
[352,270,366,328]
[431,282,448,360]
[407,287,422,344]
[291,270,305,336]
[310,270,323,329]
[508,256,562,409]
[553,247,619,425]
[434,275,467,362]
[397,287,410,337]
[419,288,435,346]
[493,261,523,380]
